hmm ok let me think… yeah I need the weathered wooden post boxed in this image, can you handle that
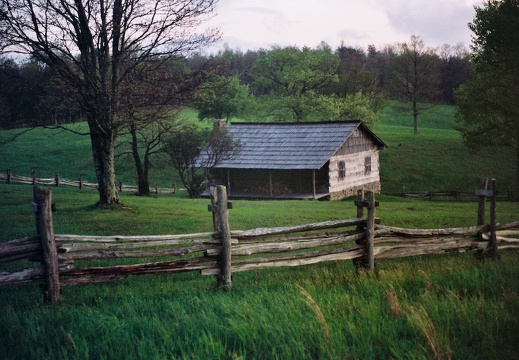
[31,169,36,185]
[353,190,365,269]
[354,190,377,271]
[477,178,489,226]
[365,191,376,270]
[217,186,232,288]
[208,186,233,289]
[118,181,123,192]
[155,183,159,195]
[78,175,83,190]
[489,179,499,260]
[33,186,60,304]
[6,168,11,184]
[54,172,60,187]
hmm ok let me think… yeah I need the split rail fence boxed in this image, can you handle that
[0,179,518,304]
[0,168,177,194]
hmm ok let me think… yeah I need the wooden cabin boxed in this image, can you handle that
[202,121,387,200]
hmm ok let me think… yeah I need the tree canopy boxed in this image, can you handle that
[455,0,519,198]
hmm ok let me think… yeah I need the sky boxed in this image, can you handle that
[203,0,484,53]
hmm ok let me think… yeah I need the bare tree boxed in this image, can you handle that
[163,123,240,198]
[386,35,441,134]
[0,0,220,205]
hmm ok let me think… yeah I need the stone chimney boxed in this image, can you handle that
[214,119,227,129]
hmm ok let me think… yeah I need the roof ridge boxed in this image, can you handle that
[229,120,362,125]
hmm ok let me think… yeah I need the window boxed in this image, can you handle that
[338,161,346,180]
[364,157,372,175]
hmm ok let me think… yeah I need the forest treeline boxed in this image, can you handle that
[0,36,473,129]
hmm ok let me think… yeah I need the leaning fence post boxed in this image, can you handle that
[33,186,60,304]
[365,191,376,271]
[477,178,489,226]
[489,179,498,260]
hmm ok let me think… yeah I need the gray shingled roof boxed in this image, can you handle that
[209,121,385,170]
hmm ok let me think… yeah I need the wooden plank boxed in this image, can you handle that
[375,224,478,236]
[58,244,217,261]
[374,240,486,259]
[55,232,217,243]
[206,232,364,256]
[236,218,368,238]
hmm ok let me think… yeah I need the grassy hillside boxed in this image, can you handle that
[0,103,515,194]
[376,103,515,194]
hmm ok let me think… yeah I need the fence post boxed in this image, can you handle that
[353,190,365,269]
[54,172,60,187]
[155,183,159,195]
[6,168,11,184]
[209,186,232,289]
[216,186,232,289]
[353,190,377,271]
[31,169,36,185]
[365,191,376,271]
[33,186,60,304]
[78,175,83,190]
[489,179,499,260]
[477,178,489,226]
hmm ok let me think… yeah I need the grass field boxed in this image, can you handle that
[0,104,516,193]
[1,104,518,359]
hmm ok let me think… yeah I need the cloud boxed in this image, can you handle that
[203,0,482,52]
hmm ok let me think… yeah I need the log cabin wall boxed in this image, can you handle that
[328,128,382,200]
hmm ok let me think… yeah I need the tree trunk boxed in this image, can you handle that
[89,130,119,205]
[413,100,418,135]
[130,123,150,196]
[516,144,519,201]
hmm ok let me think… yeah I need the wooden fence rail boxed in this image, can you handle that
[0,180,518,304]
[0,169,177,194]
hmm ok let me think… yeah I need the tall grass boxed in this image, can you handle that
[1,182,518,359]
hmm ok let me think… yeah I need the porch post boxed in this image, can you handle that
[226,169,231,196]
[269,170,273,197]
[312,170,316,199]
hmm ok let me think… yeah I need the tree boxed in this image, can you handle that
[192,75,253,121]
[163,123,240,198]
[386,35,441,134]
[116,57,209,196]
[455,0,519,199]
[0,0,220,205]
[252,45,339,122]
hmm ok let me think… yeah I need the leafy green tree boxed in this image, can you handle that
[193,75,253,122]
[455,0,519,198]
[252,45,339,122]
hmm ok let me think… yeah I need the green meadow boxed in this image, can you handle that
[0,104,518,359]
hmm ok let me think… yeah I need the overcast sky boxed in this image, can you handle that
[203,0,483,53]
